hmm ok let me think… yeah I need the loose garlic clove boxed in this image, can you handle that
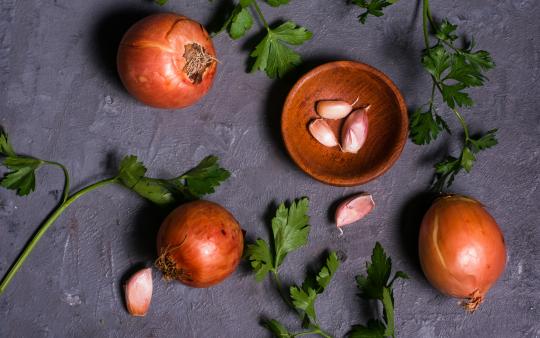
[316,97,359,119]
[341,106,369,153]
[335,193,375,232]
[308,119,339,147]
[124,268,153,316]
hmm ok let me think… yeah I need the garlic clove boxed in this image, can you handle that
[341,106,369,153]
[335,193,375,231]
[124,267,153,317]
[316,100,354,119]
[308,119,339,147]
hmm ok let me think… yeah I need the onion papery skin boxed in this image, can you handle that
[117,13,217,109]
[418,195,506,311]
[156,200,243,288]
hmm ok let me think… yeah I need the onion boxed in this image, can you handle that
[418,195,506,311]
[117,13,217,109]
[156,200,244,288]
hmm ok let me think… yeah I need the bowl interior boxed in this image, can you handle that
[282,61,407,186]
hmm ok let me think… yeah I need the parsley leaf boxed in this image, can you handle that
[351,242,408,338]
[352,0,398,24]
[272,197,310,267]
[0,129,15,157]
[290,285,318,324]
[117,155,147,188]
[409,108,450,145]
[263,319,293,337]
[117,155,230,208]
[154,0,168,5]
[266,0,289,6]
[250,21,312,78]
[246,239,273,281]
[1,157,43,196]
[349,319,386,338]
[469,129,498,152]
[180,155,231,197]
[246,198,310,280]
[315,251,340,291]
[290,251,340,325]
[435,19,458,42]
[219,0,254,40]
[0,129,44,196]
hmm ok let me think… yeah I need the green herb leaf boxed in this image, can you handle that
[180,155,231,197]
[315,251,340,291]
[290,285,318,324]
[409,108,450,145]
[0,157,43,196]
[352,242,407,338]
[435,19,458,42]
[117,155,229,207]
[0,129,15,157]
[460,146,476,172]
[250,21,312,78]
[421,45,451,81]
[272,197,310,267]
[246,239,274,281]
[154,0,168,5]
[117,155,147,188]
[469,129,498,152]
[356,242,391,300]
[349,319,386,338]
[266,0,289,6]
[352,0,396,24]
[440,83,473,108]
[263,319,293,337]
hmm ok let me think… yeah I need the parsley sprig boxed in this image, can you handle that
[246,198,338,338]
[217,0,312,78]
[352,0,498,191]
[349,242,408,338]
[0,127,229,295]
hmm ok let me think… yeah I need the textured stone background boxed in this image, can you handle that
[0,0,539,337]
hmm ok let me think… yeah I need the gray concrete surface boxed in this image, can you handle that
[1,0,539,337]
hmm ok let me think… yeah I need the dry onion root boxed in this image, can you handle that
[418,195,506,312]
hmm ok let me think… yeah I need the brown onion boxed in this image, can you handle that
[156,200,243,288]
[418,195,506,311]
[117,13,217,109]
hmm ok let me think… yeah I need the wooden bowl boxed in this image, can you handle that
[282,61,408,186]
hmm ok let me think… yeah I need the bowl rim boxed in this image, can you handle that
[281,60,409,186]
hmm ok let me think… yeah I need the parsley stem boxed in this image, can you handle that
[272,270,295,309]
[422,0,430,48]
[45,161,70,203]
[251,1,270,30]
[450,107,470,141]
[0,177,117,295]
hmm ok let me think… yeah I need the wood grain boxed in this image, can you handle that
[281,61,408,186]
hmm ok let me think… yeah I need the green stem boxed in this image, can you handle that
[422,0,430,48]
[0,177,117,295]
[45,161,70,203]
[450,107,470,141]
[428,82,436,112]
[272,270,295,309]
[252,0,270,30]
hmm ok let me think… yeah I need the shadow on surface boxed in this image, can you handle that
[395,190,438,276]
[89,7,159,91]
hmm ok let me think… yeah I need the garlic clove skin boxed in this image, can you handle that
[308,119,339,147]
[316,100,354,119]
[341,106,369,153]
[335,193,375,229]
[124,268,153,317]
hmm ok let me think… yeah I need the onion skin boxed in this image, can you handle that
[117,13,217,109]
[418,195,506,311]
[156,200,243,288]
